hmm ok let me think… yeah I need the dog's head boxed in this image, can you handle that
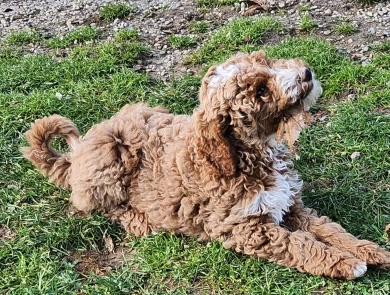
[194,50,322,176]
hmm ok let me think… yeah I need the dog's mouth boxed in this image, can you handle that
[290,67,315,104]
[285,68,323,115]
[273,69,322,153]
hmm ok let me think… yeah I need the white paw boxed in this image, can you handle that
[353,262,367,278]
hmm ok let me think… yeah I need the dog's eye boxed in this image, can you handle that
[256,87,266,97]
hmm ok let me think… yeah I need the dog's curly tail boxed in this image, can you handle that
[21,115,80,189]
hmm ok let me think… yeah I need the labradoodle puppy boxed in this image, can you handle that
[23,50,390,279]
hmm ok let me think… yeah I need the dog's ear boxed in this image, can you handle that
[194,111,236,177]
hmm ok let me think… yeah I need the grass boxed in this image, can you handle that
[1,14,390,295]
[5,29,41,45]
[168,35,197,49]
[46,26,99,48]
[189,20,209,34]
[99,2,134,22]
[186,17,283,65]
[298,14,318,32]
[372,41,390,53]
[195,0,238,7]
[297,5,310,13]
[114,28,139,42]
[335,23,357,35]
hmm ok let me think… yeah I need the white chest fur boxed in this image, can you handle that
[243,142,302,224]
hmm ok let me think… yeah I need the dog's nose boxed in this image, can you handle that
[302,67,312,82]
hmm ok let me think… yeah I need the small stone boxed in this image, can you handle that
[323,30,331,35]
[362,59,371,67]
[55,92,63,100]
[369,27,376,34]
[240,2,246,12]
[347,38,353,44]
[279,2,286,8]
[324,9,332,16]
[350,152,360,160]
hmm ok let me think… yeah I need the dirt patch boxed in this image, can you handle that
[69,246,133,276]
[0,224,15,242]
[374,106,390,115]
[68,232,134,277]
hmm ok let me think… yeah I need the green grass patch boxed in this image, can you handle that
[46,26,99,48]
[335,23,357,35]
[99,2,134,22]
[372,41,390,53]
[0,38,148,95]
[298,14,318,32]
[168,34,197,49]
[189,20,209,34]
[186,16,283,65]
[4,29,41,45]
[297,5,310,13]
[148,75,201,114]
[195,0,238,7]
[114,28,139,42]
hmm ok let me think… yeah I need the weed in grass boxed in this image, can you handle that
[46,26,99,48]
[159,4,170,10]
[114,28,139,42]
[198,7,210,14]
[298,15,317,32]
[4,29,41,45]
[0,46,22,59]
[195,0,237,7]
[99,2,134,22]
[372,53,390,70]
[189,20,209,34]
[297,5,309,12]
[372,40,390,52]
[168,34,197,49]
[335,23,356,35]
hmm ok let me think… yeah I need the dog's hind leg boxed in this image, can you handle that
[221,221,367,279]
[69,118,145,214]
[283,204,390,269]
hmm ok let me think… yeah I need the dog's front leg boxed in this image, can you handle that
[221,221,367,279]
[283,205,390,268]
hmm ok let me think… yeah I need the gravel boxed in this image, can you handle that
[1,0,390,79]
